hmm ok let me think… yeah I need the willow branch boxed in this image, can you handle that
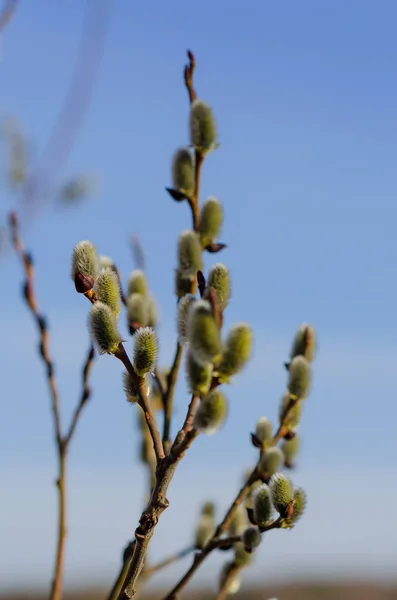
[64,344,95,447]
[162,342,184,449]
[143,545,195,578]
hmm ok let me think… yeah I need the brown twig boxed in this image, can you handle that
[9,211,95,600]
[162,342,184,450]
[161,399,301,599]
[143,545,195,578]
[0,0,19,34]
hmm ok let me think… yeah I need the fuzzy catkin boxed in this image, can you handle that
[190,99,217,153]
[206,263,230,311]
[172,147,194,196]
[94,268,121,316]
[71,240,99,280]
[217,323,252,378]
[187,299,222,364]
[199,197,223,247]
[133,327,159,376]
[89,302,121,355]
[193,389,228,434]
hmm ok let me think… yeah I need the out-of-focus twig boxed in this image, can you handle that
[0,0,19,34]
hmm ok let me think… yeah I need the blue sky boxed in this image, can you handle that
[1,0,396,593]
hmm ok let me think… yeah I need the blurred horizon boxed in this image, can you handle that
[1,0,396,595]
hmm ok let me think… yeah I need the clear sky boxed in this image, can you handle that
[1,0,396,594]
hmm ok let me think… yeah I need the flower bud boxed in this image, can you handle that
[187,299,222,364]
[242,527,261,552]
[206,262,231,311]
[284,487,307,528]
[193,389,228,434]
[228,505,248,537]
[94,268,121,316]
[269,473,294,515]
[201,501,216,518]
[89,302,121,355]
[253,484,273,527]
[71,240,99,292]
[127,269,148,298]
[219,562,240,595]
[123,372,151,403]
[127,293,148,329]
[281,435,300,467]
[99,255,114,269]
[259,447,284,478]
[190,99,217,154]
[234,541,253,567]
[172,147,194,196]
[279,392,302,428]
[177,293,196,344]
[290,323,317,363]
[147,295,158,328]
[195,514,214,549]
[133,326,158,376]
[186,350,213,397]
[199,197,223,248]
[217,323,253,379]
[178,230,203,276]
[254,417,273,446]
[174,268,195,298]
[288,356,311,399]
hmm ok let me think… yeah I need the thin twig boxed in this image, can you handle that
[0,0,19,34]
[143,545,195,578]
[162,342,184,450]
[9,211,95,600]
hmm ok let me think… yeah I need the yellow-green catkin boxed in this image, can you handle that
[178,230,203,276]
[279,391,302,428]
[234,541,253,567]
[269,473,294,514]
[187,299,222,364]
[186,350,213,397]
[174,269,195,299]
[288,355,311,399]
[127,269,148,298]
[255,417,273,446]
[228,505,248,537]
[206,263,231,311]
[127,293,148,327]
[253,484,273,527]
[190,99,217,154]
[71,240,99,288]
[94,268,121,316]
[122,372,151,403]
[89,302,121,355]
[172,148,194,196]
[219,562,241,595]
[201,501,216,518]
[195,514,214,549]
[216,323,253,379]
[99,255,114,269]
[282,435,300,466]
[177,293,196,344]
[259,447,284,478]
[147,295,158,328]
[284,487,307,528]
[193,389,228,434]
[199,197,223,248]
[290,323,317,363]
[242,527,261,552]
[133,326,158,376]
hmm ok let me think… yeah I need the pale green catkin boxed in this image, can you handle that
[99,255,114,269]
[290,323,317,362]
[288,355,311,399]
[201,501,216,518]
[147,296,158,328]
[127,293,148,327]
[187,299,223,364]
[253,484,273,526]
[228,505,248,537]
[127,269,148,298]
[216,322,253,379]
[177,230,203,276]
[174,268,195,299]
[255,417,273,445]
[89,302,122,355]
[94,268,121,316]
[284,488,307,528]
[190,99,217,154]
[279,391,302,428]
[172,147,194,196]
[219,563,241,595]
[193,389,228,434]
[199,197,223,247]
[71,240,99,280]
[259,447,284,478]
[195,514,214,549]
[269,473,294,514]
[234,542,253,567]
[177,293,196,344]
[206,263,231,311]
[122,372,151,403]
[133,326,159,376]
[281,435,300,465]
[242,527,261,552]
[186,350,213,397]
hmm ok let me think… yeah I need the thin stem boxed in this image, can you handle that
[182,395,199,434]
[64,344,95,447]
[143,545,195,578]
[106,542,136,600]
[162,342,184,450]
[49,449,67,600]
[0,0,20,34]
